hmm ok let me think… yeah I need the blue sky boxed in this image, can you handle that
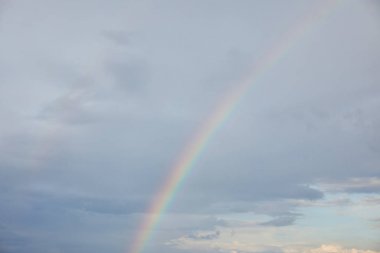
[0,0,379,253]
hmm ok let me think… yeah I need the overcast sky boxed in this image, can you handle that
[0,0,380,253]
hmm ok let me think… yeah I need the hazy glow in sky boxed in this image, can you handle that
[0,1,379,253]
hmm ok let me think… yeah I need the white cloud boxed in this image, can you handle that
[169,234,380,253]
[285,245,380,253]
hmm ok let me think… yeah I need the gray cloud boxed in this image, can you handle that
[105,57,150,93]
[102,30,134,46]
[36,82,97,125]
[0,0,379,252]
[317,177,380,194]
[259,214,299,227]
[187,230,220,240]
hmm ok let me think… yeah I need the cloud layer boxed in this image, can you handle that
[0,0,379,252]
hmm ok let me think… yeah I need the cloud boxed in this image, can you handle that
[102,30,134,46]
[105,57,150,93]
[0,1,379,252]
[174,169,325,212]
[170,235,380,253]
[187,230,221,240]
[37,81,97,125]
[167,232,283,253]
[284,245,380,253]
[362,197,380,206]
[0,187,141,253]
[317,177,380,194]
[259,214,299,227]
[0,224,29,253]
[370,218,380,229]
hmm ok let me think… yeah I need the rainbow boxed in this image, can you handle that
[128,1,341,253]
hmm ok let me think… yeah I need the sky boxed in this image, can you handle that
[0,0,379,253]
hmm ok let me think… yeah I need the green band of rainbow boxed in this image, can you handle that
[128,2,341,253]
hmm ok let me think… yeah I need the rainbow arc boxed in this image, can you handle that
[128,2,341,253]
